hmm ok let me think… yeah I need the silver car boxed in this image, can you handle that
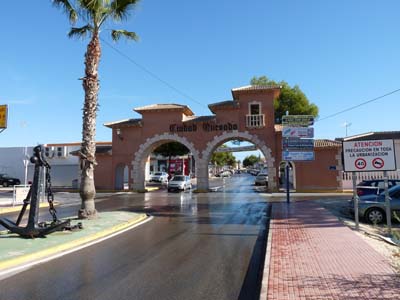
[255,173,268,186]
[149,172,168,183]
[348,185,400,224]
[168,175,192,192]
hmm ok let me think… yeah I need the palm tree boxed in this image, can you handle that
[53,0,140,219]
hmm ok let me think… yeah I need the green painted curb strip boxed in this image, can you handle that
[0,202,59,215]
[0,213,148,272]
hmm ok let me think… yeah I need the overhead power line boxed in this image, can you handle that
[317,88,400,122]
[101,37,400,120]
[100,37,207,110]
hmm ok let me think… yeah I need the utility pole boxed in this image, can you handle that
[343,121,352,137]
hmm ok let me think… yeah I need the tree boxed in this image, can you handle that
[153,142,190,175]
[250,76,319,123]
[211,146,236,167]
[153,142,190,157]
[242,154,260,167]
[53,0,140,219]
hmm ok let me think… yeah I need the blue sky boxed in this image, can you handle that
[1,1,399,162]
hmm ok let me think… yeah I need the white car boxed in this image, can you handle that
[149,172,168,183]
[168,175,192,192]
[255,173,268,186]
[218,171,232,178]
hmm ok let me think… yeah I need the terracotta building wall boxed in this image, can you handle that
[141,111,185,137]
[95,155,113,190]
[295,148,340,191]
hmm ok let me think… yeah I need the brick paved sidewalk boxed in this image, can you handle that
[264,201,399,300]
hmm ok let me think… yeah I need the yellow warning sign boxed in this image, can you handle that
[0,105,8,128]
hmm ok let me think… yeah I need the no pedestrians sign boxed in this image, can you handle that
[342,139,397,172]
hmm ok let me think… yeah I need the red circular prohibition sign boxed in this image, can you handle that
[354,158,367,170]
[372,158,384,169]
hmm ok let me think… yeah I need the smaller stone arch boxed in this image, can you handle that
[200,131,277,191]
[131,133,200,190]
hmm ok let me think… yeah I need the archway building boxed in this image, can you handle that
[97,85,342,191]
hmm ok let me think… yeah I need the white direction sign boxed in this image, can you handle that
[282,115,314,126]
[283,151,315,161]
[282,127,314,138]
[343,139,397,172]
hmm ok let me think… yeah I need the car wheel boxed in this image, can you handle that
[2,182,8,187]
[365,208,385,224]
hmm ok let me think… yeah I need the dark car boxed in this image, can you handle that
[349,185,400,224]
[0,174,21,187]
[356,179,400,197]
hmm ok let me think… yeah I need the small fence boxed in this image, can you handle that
[342,170,400,189]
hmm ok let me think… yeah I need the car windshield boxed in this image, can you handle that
[154,172,162,176]
[378,184,400,196]
[171,176,185,181]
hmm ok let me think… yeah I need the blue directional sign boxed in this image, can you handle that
[283,151,315,161]
[282,138,314,150]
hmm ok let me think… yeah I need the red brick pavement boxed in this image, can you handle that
[265,201,400,300]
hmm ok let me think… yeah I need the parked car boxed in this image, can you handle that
[248,169,260,176]
[0,174,21,187]
[149,172,169,183]
[356,179,400,196]
[217,171,232,178]
[255,173,268,186]
[168,175,192,192]
[348,184,400,224]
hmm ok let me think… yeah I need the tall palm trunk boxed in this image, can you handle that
[78,31,101,219]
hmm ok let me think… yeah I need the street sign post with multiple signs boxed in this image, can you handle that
[281,115,315,203]
[342,139,397,233]
[282,115,315,161]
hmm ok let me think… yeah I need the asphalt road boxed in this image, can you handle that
[0,174,270,300]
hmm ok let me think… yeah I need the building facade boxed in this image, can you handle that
[98,85,343,191]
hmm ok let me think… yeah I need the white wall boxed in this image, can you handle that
[0,145,80,187]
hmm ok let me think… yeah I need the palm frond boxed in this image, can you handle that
[111,29,139,42]
[52,0,78,23]
[68,25,93,39]
[78,0,103,10]
[78,0,113,27]
[110,0,140,21]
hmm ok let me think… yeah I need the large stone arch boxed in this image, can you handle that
[131,133,200,190]
[199,131,277,191]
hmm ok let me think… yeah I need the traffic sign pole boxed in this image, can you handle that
[352,173,359,231]
[286,162,290,204]
[384,171,392,234]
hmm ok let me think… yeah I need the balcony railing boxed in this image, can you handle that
[246,114,265,128]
